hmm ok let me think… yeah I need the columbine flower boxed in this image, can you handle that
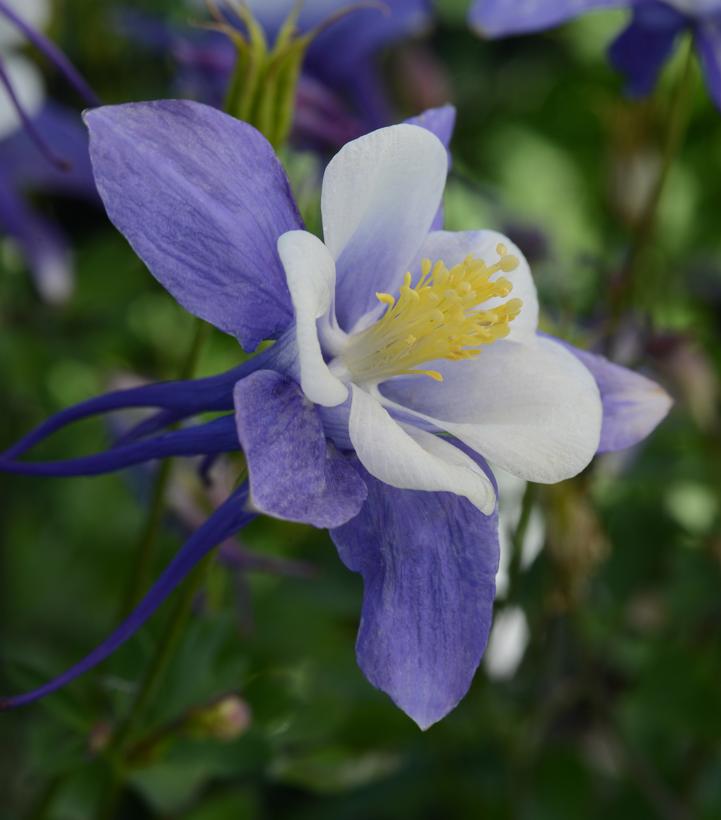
[0,0,98,302]
[0,101,671,728]
[469,1,721,109]
[125,0,431,149]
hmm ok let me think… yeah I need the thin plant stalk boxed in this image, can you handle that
[607,37,696,337]
[99,555,213,819]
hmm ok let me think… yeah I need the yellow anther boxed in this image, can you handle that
[342,247,524,385]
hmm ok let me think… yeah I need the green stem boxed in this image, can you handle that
[27,773,64,820]
[116,556,211,753]
[608,38,695,334]
[119,319,210,617]
[98,556,212,818]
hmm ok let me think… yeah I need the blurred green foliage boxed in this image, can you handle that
[2,1,721,818]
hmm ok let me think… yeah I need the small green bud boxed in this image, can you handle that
[187,694,252,741]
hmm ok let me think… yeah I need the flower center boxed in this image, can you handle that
[340,244,523,384]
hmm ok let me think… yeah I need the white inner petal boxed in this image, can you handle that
[349,384,496,514]
[379,337,603,484]
[277,230,348,407]
[321,123,449,329]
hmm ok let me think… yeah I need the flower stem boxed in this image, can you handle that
[607,37,695,336]
[119,318,210,616]
[27,773,64,820]
[98,555,212,819]
[120,556,212,750]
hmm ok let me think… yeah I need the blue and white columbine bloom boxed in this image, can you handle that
[0,101,671,728]
[470,1,721,109]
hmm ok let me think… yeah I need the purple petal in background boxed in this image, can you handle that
[249,0,432,80]
[333,64,394,133]
[331,455,499,729]
[85,100,304,351]
[234,370,367,528]
[172,31,236,110]
[263,0,432,131]
[0,486,254,710]
[469,0,628,37]
[115,10,233,109]
[406,104,456,229]
[114,7,182,50]
[0,103,96,197]
[608,3,686,96]
[0,174,73,303]
[292,74,365,151]
[405,104,456,152]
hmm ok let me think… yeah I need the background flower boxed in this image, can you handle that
[0,0,97,302]
[469,0,721,109]
[124,0,433,150]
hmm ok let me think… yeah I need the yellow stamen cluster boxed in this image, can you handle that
[342,244,523,384]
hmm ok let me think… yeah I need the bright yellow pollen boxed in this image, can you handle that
[342,244,523,384]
